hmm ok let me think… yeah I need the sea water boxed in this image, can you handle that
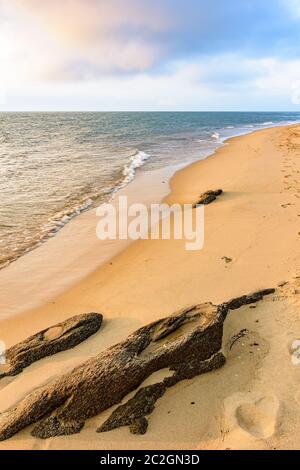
[1,111,299,267]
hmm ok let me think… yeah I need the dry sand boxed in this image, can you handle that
[1,124,300,450]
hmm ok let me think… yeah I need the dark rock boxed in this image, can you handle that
[0,312,103,380]
[99,383,165,434]
[31,417,84,439]
[130,417,148,435]
[0,289,274,441]
[224,289,275,311]
[193,189,223,207]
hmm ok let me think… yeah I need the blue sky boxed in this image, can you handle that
[1,0,300,111]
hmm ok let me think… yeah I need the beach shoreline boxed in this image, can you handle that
[0,122,295,320]
[1,123,300,449]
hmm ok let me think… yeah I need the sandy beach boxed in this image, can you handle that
[1,123,300,450]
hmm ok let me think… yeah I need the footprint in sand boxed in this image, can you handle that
[236,396,279,439]
[226,329,269,366]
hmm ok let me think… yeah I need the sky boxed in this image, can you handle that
[1,0,300,111]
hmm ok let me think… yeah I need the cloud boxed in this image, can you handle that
[2,0,300,82]
[283,0,300,17]
[5,0,172,78]
[1,0,300,110]
[5,53,300,111]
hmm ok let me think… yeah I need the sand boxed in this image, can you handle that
[1,124,300,450]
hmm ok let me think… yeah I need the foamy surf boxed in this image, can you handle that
[0,197,95,270]
[211,132,221,140]
[111,150,151,198]
[41,198,94,240]
[1,149,151,270]
[1,112,299,271]
[31,150,151,260]
[123,150,150,184]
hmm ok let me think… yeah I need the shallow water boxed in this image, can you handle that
[1,111,299,267]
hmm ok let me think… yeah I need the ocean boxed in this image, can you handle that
[1,111,300,268]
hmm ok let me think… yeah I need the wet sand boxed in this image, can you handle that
[1,124,300,449]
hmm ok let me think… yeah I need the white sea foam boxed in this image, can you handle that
[1,150,151,269]
[109,149,151,201]
[2,112,299,271]
[0,197,95,269]
[122,150,150,185]
[40,198,94,240]
[211,132,220,140]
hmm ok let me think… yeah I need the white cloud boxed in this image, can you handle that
[284,0,300,17]
[3,54,300,111]
[0,0,171,82]
[1,1,300,110]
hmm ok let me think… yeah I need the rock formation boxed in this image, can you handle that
[0,312,103,380]
[0,289,274,441]
[193,189,223,207]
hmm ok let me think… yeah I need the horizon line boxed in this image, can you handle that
[0,110,299,113]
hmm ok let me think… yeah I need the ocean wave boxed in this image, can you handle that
[211,132,220,140]
[0,150,151,270]
[38,151,150,247]
[37,198,94,245]
[262,121,274,125]
[109,149,151,200]
[122,150,150,185]
[0,197,94,270]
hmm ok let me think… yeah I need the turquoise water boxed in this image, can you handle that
[0,111,300,267]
